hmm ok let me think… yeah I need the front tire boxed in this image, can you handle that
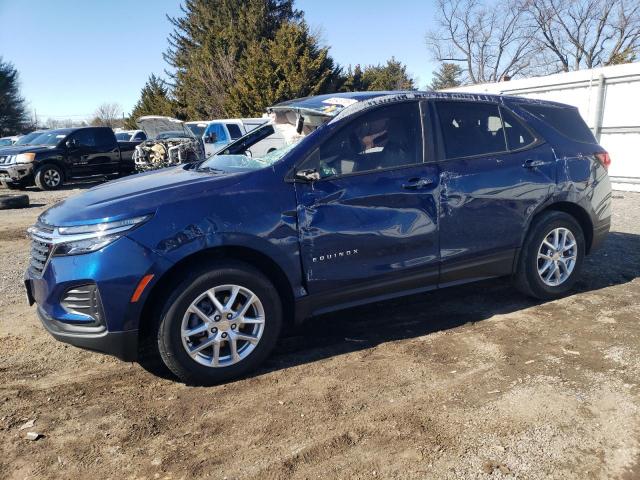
[34,164,64,190]
[515,211,585,300]
[144,261,282,385]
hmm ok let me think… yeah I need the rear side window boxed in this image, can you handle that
[95,129,116,148]
[500,108,536,150]
[436,102,507,158]
[70,129,97,147]
[520,104,596,144]
[226,123,243,140]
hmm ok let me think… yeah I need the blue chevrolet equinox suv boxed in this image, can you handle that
[25,92,612,384]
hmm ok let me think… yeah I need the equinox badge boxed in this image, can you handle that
[312,249,359,262]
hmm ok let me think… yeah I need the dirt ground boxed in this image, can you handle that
[0,184,639,480]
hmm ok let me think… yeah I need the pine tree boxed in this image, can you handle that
[125,75,175,129]
[430,63,463,90]
[341,64,364,92]
[0,58,29,136]
[226,21,339,116]
[360,57,415,91]
[164,0,301,120]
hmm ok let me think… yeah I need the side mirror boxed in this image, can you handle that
[204,133,218,144]
[244,150,252,158]
[65,138,77,149]
[295,168,320,182]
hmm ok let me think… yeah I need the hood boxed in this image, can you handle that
[39,167,244,226]
[268,92,398,124]
[136,116,196,140]
[0,145,59,156]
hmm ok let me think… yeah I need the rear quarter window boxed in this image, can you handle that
[520,104,596,144]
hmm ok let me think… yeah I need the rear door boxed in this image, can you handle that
[432,100,556,284]
[93,128,121,174]
[294,101,440,301]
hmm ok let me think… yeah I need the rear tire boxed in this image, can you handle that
[141,261,282,385]
[514,211,585,300]
[34,164,64,190]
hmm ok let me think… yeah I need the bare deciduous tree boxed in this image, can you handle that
[521,0,640,71]
[427,0,640,85]
[426,0,542,84]
[91,102,123,128]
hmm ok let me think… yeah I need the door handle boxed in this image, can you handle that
[523,159,547,169]
[402,177,434,190]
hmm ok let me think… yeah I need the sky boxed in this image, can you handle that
[0,0,438,122]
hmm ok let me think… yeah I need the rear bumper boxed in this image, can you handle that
[591,217,610,253]
[37,306,138,361]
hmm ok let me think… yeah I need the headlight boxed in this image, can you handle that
[51,215,152,256]
[53,234,123,256]
[58,215,151,235]
[15,153,35,164]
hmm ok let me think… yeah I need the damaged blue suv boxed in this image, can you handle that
[25,91,612,384]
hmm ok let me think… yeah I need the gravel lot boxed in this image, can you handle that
[0,185,639,479]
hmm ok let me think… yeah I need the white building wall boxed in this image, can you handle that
[446,62,640,191]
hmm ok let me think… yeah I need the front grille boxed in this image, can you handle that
[28,223,55,276]
[60,284,104,325]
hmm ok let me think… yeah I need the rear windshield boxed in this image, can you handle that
[520,104,596,144]
[115,132,132,141]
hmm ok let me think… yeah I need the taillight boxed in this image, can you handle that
[595,152,611,170]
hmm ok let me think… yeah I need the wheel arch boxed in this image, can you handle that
[35,159,67,180]
[138,245,296,342]
[516,200,594,275]
[538,202,593,254]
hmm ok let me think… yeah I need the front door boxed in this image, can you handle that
[432,100,557,284]
[294,101,440,301]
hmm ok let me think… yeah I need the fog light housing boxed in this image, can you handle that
[60,283,105,326]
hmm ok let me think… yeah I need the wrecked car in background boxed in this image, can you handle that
[133,116,205,171]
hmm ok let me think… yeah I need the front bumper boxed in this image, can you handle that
[37,306,138,361]
[0,163,33,185]
[25,234,168,361]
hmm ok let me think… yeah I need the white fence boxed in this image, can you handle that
[447,62,640,192]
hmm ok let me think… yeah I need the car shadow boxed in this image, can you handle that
[259,231,640,375]
[19,180,104,192]
[141,231,639,384]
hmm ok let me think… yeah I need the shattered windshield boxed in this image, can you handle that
[197,136,298,173]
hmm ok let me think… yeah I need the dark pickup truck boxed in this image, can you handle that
[0,127,136,190]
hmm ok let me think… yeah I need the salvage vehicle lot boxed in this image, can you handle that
[0,187,639,479]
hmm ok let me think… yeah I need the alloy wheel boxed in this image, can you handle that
[537,227,578,287]
[43,169,61,188]
[180,284,265,367]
